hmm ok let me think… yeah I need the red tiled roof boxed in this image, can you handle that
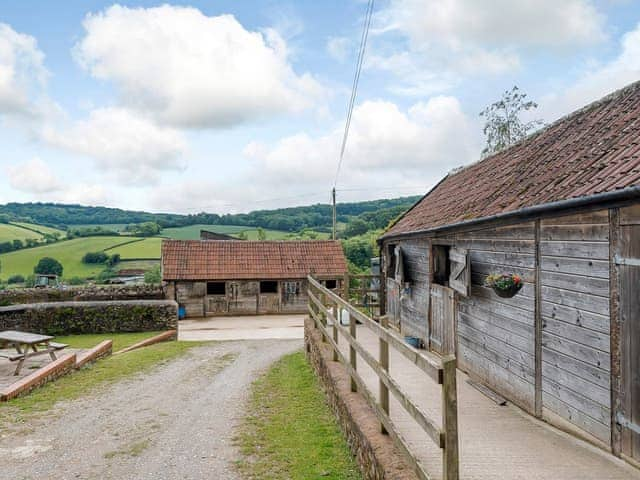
[384,81,640,238]
[162,240,348,280]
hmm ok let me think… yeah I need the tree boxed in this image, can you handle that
[0,214,10,223]
[34,257,63,276]
[82,251,110,264]
[342,218,372,238]
[480,86,543,156]
[237,231,248,240]
[257,227,267,240]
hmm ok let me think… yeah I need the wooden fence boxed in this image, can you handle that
[307,276,459,480]
[342,273,382,318]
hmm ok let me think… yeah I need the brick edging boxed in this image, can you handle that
[0,353,76,401]
[113,330,177,355]
[76,340,113,369]
[304,318,419,480]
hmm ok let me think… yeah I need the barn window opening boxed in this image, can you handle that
[432,245,450,286]
[325,279,337,289]
[260,281,279,294]
[207,281,226,295]
[386,244,397,277]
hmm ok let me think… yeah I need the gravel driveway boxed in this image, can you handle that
[0,339,302,480]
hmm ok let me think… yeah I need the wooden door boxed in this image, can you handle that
[386,278,401,329]
[429,284,455,355]
[617,205,640,461]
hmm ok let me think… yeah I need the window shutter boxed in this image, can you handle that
[394,245,404,283]
[449,247,470,296]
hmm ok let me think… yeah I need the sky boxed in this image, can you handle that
[1,0,640,214]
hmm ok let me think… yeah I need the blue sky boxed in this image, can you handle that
[1,1,640,214]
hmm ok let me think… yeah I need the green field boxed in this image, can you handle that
[0,223,41,242]
[71,223,129,232]
[105,238,162,259]
[158,224,328,240]
[0,236,132,279]
[12,222,66,237]
[159,224,248,240]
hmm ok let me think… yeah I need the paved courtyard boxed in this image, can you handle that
[179,314,305,341]
[335,323,640,480]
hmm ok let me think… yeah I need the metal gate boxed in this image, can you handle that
[429,284,455,355]
[616,205,640,461]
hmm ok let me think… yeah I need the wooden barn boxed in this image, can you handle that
[379,82,640,464]
[162,240,347,317]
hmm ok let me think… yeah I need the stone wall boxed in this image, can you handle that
[0,300,178,335]
[304,318,418,480]
[0,284,164,306]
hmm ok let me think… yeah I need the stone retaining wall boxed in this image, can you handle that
[0,284,164,306]
[304,318,418,480]
[0,300,178,335]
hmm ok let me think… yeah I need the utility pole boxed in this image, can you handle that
[332,187,337,240]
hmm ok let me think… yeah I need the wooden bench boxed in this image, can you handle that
[0,331,68,375]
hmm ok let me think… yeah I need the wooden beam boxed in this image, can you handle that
[535,219,543,418]
[442,355,460,480]
[380,314,390,435]
[609,207,622,456]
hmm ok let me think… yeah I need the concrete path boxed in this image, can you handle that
[179,314,305,341]
[336,324,640,480]
[0,339,302,480]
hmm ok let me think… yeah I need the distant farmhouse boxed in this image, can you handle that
[379,81,640,460]
[199,229,238,241]
[162,240,347,317]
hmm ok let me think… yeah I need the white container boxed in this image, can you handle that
[340,308,351,326]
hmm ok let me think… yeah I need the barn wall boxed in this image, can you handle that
[176,278,336,316]
[454,222,537,412]
[384,238,430,340]
[539,210,612,443]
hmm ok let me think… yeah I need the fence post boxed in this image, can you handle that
[441,355,459,480]
[349,307,357,392]
[343,272,349,301]
[332,304,339,362]
[379,314,389,434]
[320,290,327,343]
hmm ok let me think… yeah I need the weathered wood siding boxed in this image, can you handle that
[540,210,612,443]
[387,238,431,340]
[175,281,205,317]
[454,223,537,412]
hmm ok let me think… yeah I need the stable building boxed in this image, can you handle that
[379,82,640,463]
[162,240,347,317]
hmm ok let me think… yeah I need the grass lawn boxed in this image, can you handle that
[0,236,133,279]
[105,237,162,259]
[237,351,361,480]
[0,333,204,424]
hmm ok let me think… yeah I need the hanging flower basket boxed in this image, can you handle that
[485,273,523,298]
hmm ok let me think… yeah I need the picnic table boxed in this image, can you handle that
[0,330,67,375]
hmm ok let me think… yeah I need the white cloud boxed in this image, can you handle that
[53,183,113,206]
[151,96,481,213]
[327,37,352,62]
[74,5,325,128]
[372,0,606,94]
[540,22,640,120]
[41,107,187,185]
[0,23,48,116]
[6,158,61,194]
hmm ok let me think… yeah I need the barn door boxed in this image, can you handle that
[429,284,455,355]
[617,205,640,461]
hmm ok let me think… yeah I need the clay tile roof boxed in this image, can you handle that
[161,240,348,281]
[384,81,640,238]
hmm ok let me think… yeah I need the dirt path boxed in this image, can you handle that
[0,339,302,480]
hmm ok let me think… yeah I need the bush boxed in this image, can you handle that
[144,265,161,284]
[7,274,25,284]
[82,251,109,264]
[106,253,121,267]
[96,268,116,284]
[66,276,85,285]
[24,275,36,287]
[34,257,64,276]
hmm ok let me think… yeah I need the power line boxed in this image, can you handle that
[333,0,375,189]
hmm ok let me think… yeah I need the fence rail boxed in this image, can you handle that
[307,276,459,480]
